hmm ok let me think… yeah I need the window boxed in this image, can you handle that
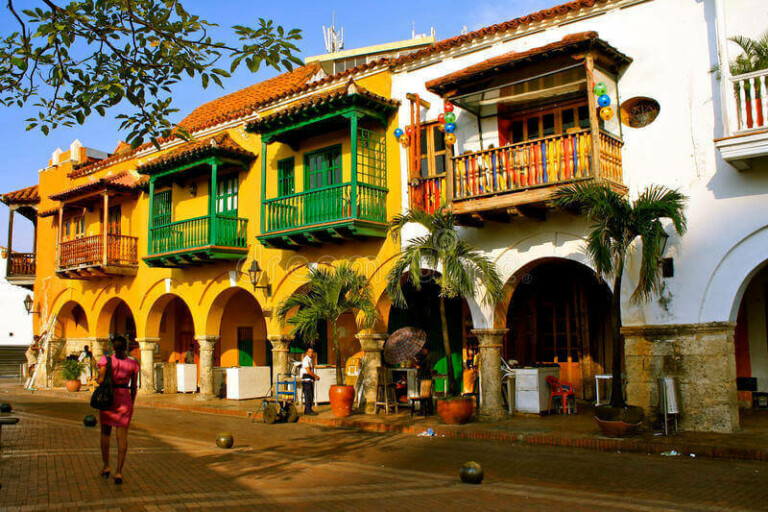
[108,205,121,235]
[152,189,172,226]
[305,145,342,190]
[505,102,591,144]
[416,123,448,179]
[216,175,239,216]
[277,158,295,197]
[64,216,85,240]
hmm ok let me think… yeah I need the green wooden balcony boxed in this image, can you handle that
[258,182,388,249]
[145,214,248,267]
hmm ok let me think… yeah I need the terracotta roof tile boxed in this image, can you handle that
[393,0,616,68]
[50,171,146,202]
[138,133,255,175]
[425,32,630,95]
[69,149,139,179]
[1,185,40,205]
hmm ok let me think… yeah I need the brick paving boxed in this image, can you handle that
[1,388,768,511]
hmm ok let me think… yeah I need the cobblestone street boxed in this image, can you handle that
[1,390,766,511]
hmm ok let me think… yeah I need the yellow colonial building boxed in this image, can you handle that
[5,59,403,399]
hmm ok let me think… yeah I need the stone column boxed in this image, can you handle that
[137,337,159,395]
[356,332,388,414]
[472,328,509,420]
[623,322,738,433]
[90,337,110,361]
[268,335,292,395]
[196,336,219,400]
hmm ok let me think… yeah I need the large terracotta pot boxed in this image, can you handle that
[329,385,355,417]
[65,380,82,392]
[594,405,644,437]
[437,397,474,425]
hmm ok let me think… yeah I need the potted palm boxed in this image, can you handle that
[61,359,85,392]
[553,182,687,436]
[386,208,502,424]
[712,30,768,128]
[277,261,376,417]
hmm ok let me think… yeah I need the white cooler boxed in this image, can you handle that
[176,363,197,393]
[226,366,271,400]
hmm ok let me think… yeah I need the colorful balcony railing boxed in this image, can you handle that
[409,175,447,215]
[732,68,768,132]
[263,182,387,233]
[58,234,138,270]
[148,215,248,256]
[7,252,35,277]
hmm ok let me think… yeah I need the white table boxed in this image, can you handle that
[595,374,612,406]
[176,364,197,393]
[226,366,271,400]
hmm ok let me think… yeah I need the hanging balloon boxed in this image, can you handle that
[436,123,445,133]
[444,133,457,145]
[394,128,403,139]
[593,82,608,96]
[437,113,445,124]
[444,112,456,124]
[399,134,411,147]
[444,102,454,113]
[600,106,615,121]
[445,122,456,133]
[405,126,414,136]
[597,94,611,108]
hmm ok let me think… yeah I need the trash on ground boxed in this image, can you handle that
[418,428,436,437]
[660,450,680,456]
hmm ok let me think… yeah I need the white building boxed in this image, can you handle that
[386,0,768,432]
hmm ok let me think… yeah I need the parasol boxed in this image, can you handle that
[384,327,427,364]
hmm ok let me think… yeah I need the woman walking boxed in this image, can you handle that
[96,336,139,485]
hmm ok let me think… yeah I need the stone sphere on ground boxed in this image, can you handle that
[459,461,484,484]
[216,432,234,449]
[83,415,97,427]
[0,403,11,413]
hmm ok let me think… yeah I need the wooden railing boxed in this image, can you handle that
[7,252,35,277]
[410,175,447,215]
[149,215,248,255]
[59,235,139,269]
[599,132,624,185]
[452,130,595,201]
[264,182,387,233]
[731,68,768,132]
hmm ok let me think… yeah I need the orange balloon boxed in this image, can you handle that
[399,134,411,147]
[444,133,457,145]
[600,106,614,121]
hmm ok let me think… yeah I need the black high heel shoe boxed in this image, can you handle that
[114,476,123,485]
[100,470,110,478]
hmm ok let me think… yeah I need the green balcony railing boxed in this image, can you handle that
[149,215,248,256]
[263,182,387,234]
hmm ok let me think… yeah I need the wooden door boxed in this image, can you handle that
[237,327,254,367]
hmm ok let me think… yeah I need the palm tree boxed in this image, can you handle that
[552,183,687,409]
[712,30,768,79]
[386,207,503,396]
[276,261,377,386]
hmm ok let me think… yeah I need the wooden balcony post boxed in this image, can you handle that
[260,138,268,235]
[57,206,64,268]
[584,54,602,180]
[349,113,359,219]
[446,143,454,206]
[6,206,14,277]
[210,159,218,246]
[102,192,109,266]
[148,179,155,255]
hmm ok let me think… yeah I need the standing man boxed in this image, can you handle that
[183,343,195,364]
[79,344,93,388]
[301,348,319,416]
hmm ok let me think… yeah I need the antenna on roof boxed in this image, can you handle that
[323,11,344,54]
[461,26,468,35]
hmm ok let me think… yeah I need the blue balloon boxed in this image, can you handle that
[445,123,456,133]
[597,94,611,108]
[394,128,404,139]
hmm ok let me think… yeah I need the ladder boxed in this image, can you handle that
[25,312,58,390]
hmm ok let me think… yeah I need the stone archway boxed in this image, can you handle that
[54,300,90,358]
[204,287,268,368]
[95,297,137,358]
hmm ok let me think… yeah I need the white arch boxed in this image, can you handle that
[699,225,768,323]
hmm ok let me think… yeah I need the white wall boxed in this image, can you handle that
[0,255,34,347]
[392,0,768,328]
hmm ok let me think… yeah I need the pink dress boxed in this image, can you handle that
[98,355,140,428]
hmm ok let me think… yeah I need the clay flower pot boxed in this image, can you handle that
[594,405,644,437]
[329,385,355,417]
[437,396,474,425]
[65,380,82,393]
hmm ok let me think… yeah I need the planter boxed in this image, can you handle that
[437,396,474,425]
[594,405,644,437]
[329,385,355,417]
[65,380,82,393]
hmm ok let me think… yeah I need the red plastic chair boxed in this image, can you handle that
[546,375,576,414]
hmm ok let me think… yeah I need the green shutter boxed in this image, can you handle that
[305,145,342,190]
[216,175,239,216]
[153,190,172,226]
[277,158,295,197]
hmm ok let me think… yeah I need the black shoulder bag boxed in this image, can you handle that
[90,357,115,411]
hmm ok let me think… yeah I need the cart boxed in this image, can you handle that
[261,373,299,424]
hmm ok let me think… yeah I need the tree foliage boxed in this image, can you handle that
[712,29,768,79]
[386,207,503,396]
[276,261,377,387]
[553,182,687,408]
[0,0,302,146]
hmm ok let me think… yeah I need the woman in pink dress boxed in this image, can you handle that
[96,336,139,485]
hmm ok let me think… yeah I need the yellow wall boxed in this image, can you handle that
[31,69,401,369]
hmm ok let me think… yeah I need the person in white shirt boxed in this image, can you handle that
[300,348,319,415]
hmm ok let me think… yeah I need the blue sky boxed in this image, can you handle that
[0,0,554,250]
